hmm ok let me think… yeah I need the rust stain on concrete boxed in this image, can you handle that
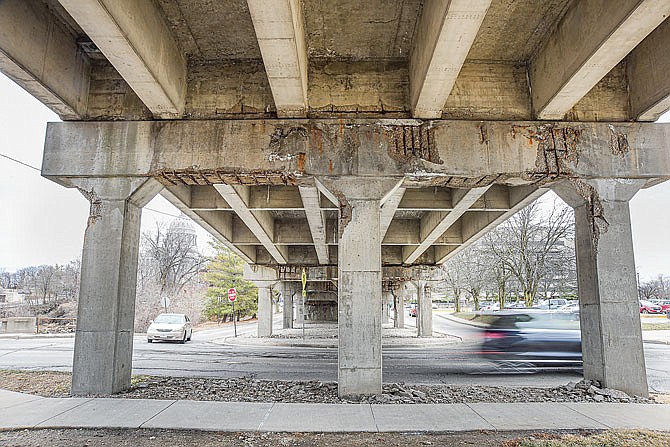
[385,124,443,165]
[571,179,608,251]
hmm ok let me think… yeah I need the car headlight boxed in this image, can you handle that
[172,326,185,333]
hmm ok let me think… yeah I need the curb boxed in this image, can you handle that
[0,333,75,339]
[211,336,462,350]
[439,313,490,328]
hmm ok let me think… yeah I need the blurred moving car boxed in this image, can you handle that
[639,300,663,314]
[147,313,193,343]
[480,311,582,370]
[652,300,670,313]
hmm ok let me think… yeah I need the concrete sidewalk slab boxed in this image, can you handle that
[40,398,175,429]
[261,403,377,432]
[0,398,90,429]
[142,401,274,431]
[565,403,670,431]
[371,403,494,432]
[467,403,607,430]
[0,389,43,410]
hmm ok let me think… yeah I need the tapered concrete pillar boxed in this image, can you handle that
[256,284,273,337]
[553,179,648,397]
[321,177,399,398]
[281,281,295,329]
[416,281,433,337]
[71,178,162,395]
[393,287,404,328]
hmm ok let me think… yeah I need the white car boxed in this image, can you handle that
[147,313,192,343]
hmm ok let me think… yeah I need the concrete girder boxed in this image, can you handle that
[628,17,670,121]
[298,185,329,264]
[247,0,308,118]
[214,184,288,264]
[531,0,670,120]
[435,186,548,264]
[410,0,493,118]
[380,186,406,239]
[0,0,90,120]
[42,120,670,183]
[160,185,256,263]
[403,186,490,264]
[57,0,186,118]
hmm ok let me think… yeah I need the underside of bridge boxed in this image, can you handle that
[2,0,670,398]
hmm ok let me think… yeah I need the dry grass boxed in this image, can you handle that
[503,430,670,447]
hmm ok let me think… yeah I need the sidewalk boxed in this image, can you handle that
[1,389,669,433]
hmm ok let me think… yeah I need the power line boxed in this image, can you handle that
[1,152,187,220]
[0,153,41,171]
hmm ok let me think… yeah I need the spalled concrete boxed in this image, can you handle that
[553,179,649,397]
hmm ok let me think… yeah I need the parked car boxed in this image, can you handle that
[639,300,663,314]
[505,301,527,309]
[481,302,500,311]
[535,298,568,310]
[147,313,193,343]
[480,311,582,370]
[409,306,417,317]
[557,301,580,312]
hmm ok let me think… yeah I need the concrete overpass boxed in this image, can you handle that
[2,0,670,398]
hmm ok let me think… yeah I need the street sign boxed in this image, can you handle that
[160,296,170,310]
[227,287,237,302]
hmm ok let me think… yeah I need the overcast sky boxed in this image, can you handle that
[1,72,669,280]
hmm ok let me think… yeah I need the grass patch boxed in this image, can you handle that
[503,430,670,447]
[641,322,670,331]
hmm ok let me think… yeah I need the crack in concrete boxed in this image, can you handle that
[76,187,102,228]
[570,179,609,251]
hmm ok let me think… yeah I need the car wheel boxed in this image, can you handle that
[187,330,192,341]
[179,331,186,344]
[147,339,152,343]
[642,309,648,314]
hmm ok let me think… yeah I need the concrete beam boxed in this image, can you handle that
[435,186,547,264]
[410,0,493,118]
[247,0,308,118]
[298,186,329,264]
[42,120,670,183]
[380,187,405,238]
[214,184,288,264]
[0,0,90,119]
[531,0,670,120]
[628,17,670,121]
[160,185,255,263]
[404,186,490,264]
[57,0,186,118]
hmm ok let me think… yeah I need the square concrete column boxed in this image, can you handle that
[281,281,295,329]
[393,286,405,329]
[382,291,392,324]
[415,280,433,337]
[243,265,278,338]
[256,284,274,337]
[321,177,399,398]
[553,179,648,397]
[71,178,162,395]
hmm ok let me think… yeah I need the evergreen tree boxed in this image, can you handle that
[204,242,257,321]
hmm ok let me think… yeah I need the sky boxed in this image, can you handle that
[1,72,669,280]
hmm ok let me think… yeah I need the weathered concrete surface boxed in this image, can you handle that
[628,17,670,121]
[0,0,90,119]
[531,0,670,119]
[410,0,492,118]
[416,281,433,337]
[71,178,162,395]
[393,286,405,329]
[42,120,670,184]
[256,285,273,338]
[553,179,649,397]
[57,0,187,118]
[247,0,308,118]
[281,281,295,329]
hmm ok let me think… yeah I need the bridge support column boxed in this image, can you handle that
[281,281,295,329]
[416,281,433,337]
[256,284,274,337]
[321,177,399,398]
[71,178,162,395]
[393,286,404,328]
[553,179,648,397]
[382,291,392,324]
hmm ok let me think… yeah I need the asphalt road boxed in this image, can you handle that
[0,312,668,392]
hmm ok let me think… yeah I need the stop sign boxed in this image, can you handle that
[227,287,237,302]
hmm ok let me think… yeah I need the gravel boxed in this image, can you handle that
[0,370,657,404]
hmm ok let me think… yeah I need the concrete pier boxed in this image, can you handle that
[281,282,295,329]
[256,285,273,337]
[71,178,161,395]
[416,281,433,337]
[553,179,649,397]
[393,288,405,329]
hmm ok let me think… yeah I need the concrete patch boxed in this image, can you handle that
[372,404,494,432]
[141,400,274,431]
[565,403,670,430]
[0,398,91,429]
[261,403,377,432]
[467,402,606,430]
[39,398,175,429]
